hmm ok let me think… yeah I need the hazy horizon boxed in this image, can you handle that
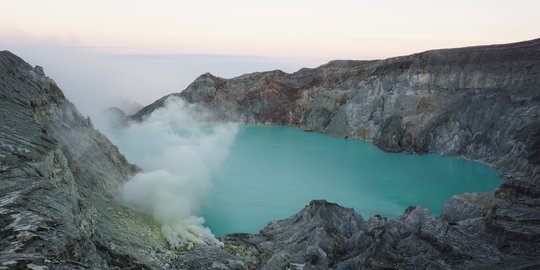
[2,0,539,118]
[5,46,325,116]
[5,37,537,118]
[3,1,539,58]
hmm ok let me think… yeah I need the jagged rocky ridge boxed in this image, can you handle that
[0,51,177,269]
[134,39,540,269]
[0,38,538,269]
[134,39,540,188]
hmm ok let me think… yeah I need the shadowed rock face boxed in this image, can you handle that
[133,39,540,269]
[0,51,176,269]
[134,39,540,188]
[1,38,540,269]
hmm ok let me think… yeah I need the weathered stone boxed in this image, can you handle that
[0,51,175,269]
[134,38,540,187]
[133,38,540,269]
[3,38,540,269]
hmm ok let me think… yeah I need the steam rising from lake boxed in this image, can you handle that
[107,97,238,249]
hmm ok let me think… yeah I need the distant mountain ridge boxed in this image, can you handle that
[1,38,540,269]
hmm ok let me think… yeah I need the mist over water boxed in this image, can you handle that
[106,99,503,245]
[106,97,238,249]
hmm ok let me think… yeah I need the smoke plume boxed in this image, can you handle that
[107,97,238,249]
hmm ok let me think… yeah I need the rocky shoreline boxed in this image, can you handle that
[1,38,540,269]
[134,38,540,269]
[134,39,540,186]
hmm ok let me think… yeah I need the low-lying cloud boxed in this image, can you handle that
[106,97,238,249]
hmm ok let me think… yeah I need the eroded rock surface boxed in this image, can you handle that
[0,51,176,269]
[134,39,540,187]
[133,39,540,269]
[2,38,540,269]
[224,199,540,269]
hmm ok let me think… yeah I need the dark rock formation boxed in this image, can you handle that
[2,38,540,269]
[132,38,540,269]
[134,39,540,187]
[175,197,540,269]
[223,199,540,269]
[0,51,177,269]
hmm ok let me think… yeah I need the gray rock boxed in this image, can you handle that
[3,38,540,269]
[0,51,176,269]
[218,200,539,269]
[133,38,540,268]
[134,38,540,187]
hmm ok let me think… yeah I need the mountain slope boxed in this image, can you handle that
[134,38,540,190]
[0,51,176,269]
[132,39,540,268]
[1,38,540,269]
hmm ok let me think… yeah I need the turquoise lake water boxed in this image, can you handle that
[199,125,503,236]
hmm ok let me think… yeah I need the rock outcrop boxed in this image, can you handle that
[224,199,540,269]
[0,51,177,269]
[2,38,540,269]
[134,39,540,187]
[132,39,540,269]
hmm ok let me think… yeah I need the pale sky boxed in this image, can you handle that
[1,1,539,117]
[1,0,539,59]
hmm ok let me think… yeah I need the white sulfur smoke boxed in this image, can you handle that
[109,97,238,249]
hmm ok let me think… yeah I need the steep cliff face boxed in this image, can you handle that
[132,39,540,269]
[0,51,177,269]
[134,39,540,189]
[2,39,540,269]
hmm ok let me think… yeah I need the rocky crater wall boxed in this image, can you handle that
[134,39,540,191]
[131,39,540,269]
[1,39,540,269]
[0,51,175,269]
